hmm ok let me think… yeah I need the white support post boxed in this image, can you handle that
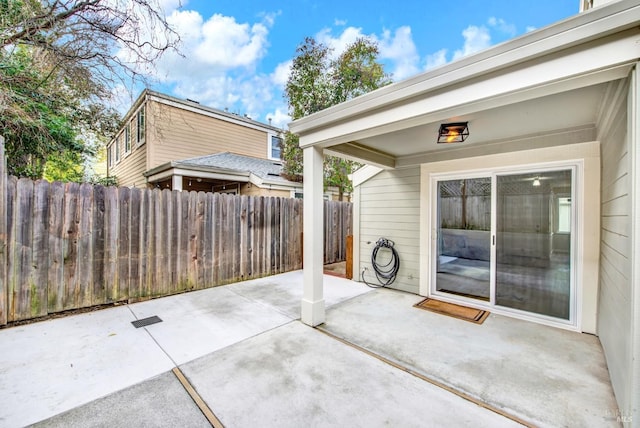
[172,174,183,191]
[629,64,640,427]
[301,146,325,326]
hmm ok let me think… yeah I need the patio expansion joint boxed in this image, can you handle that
[172,367,224,428]
[315,326,535,428]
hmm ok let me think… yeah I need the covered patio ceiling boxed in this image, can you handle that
[326,82,608,164]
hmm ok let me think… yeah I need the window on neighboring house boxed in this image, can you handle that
[115,136,120,162]
[108,144,114,167]
[270,135,282,160]
[136,106,145,144]
[124,124,131,153]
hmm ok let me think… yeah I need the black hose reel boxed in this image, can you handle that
[362,237,400,288]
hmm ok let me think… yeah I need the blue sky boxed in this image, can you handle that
[117,0,579,128]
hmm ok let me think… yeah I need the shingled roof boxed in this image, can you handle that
[174,152,294,184]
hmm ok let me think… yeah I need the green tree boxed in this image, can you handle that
[283,37,390,199]
[0,0,178,180]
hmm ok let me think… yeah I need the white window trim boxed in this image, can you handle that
[268,133,282,161]
[124,123,131,155]
[136,106,146,147]
[115,135,121,164]
[419,149,597,333]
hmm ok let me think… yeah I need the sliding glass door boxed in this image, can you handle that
[495,170,572,320]
[436,177,492,301]
[433,167,574,322]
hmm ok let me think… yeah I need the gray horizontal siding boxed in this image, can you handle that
[358,167,421,293]
[598,77,633,418]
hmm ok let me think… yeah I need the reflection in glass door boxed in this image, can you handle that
[436,177,492,301]
[495,170,572,320]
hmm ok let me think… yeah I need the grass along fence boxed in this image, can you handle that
[0,138,352,325]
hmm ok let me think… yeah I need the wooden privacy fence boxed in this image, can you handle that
[0,137,353,325]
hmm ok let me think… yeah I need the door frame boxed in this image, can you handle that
[428,159,583,330]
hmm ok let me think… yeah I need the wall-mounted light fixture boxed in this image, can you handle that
[532,177,541,187]
[438,122,469,144]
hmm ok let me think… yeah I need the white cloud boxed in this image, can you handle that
[128,10,281,122]
[271,60,292,88]
[314,25,422,81]
[334,18,347,26]
[315,26,366,59]
[266,107,291,129]
[424,48,448,70]
[148,10,272,84]
[487,17,517,37]
[526,26,537,33]
[378,26,419,81]
[453,25,491,60]
[157,0,186,14]
[193,15,269,69]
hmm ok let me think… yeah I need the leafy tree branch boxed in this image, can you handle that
[283,36,390,199]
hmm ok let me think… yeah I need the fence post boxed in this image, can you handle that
[0,136,7,325]
[345,235,353,280]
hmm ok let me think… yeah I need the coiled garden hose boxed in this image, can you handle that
[362,238,400,288]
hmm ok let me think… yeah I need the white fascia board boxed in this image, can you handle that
[297,30,639,149]
[352,165,384,187]
[146,167,251,183]
[248,173,300,190]
[290,1,640,141]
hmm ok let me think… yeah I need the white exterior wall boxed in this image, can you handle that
[356,167,421,293]
[598,73,636,424]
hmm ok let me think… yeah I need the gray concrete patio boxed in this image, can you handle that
[0,271,620,427]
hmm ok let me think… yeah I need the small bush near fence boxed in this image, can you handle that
[0,139,352,325]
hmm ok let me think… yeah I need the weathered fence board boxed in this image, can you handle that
[324,200,353,264]
[92,185,106,305]
[103,186,119,303]
[32,180,49,317]
[0,169,352,323]
[77,183,94,308]
[128,188,141,302]
[14,178,34,320]
[5,177,16,320]
[48,181,65,311]
[0,136,6,325]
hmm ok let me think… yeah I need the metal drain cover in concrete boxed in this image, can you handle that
[132,315,163,328]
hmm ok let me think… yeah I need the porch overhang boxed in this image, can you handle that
[144,164,252,184]
[294,0,640,329]
[144,161,300,193]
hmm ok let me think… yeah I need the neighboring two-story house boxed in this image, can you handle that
[106,89,302,198]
